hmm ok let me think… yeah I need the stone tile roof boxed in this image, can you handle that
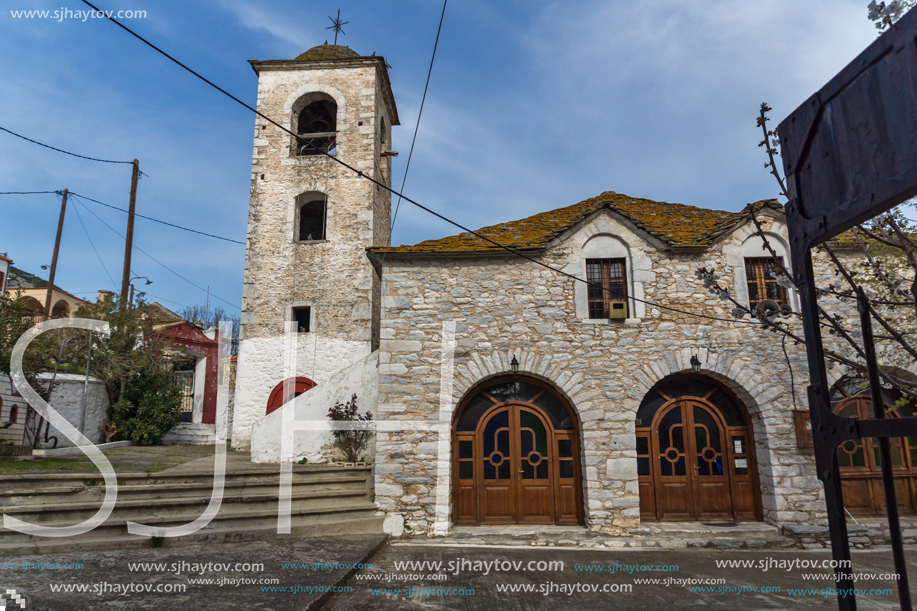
[371,192,780,254]
[295,44,362,61]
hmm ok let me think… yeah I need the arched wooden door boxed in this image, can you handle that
[266,377,315,415]
[636,375,761,522]
[453,378,583,526]
[831,377,917,515]
[650,399,733,520]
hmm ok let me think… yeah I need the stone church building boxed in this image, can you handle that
[232,44,915,536]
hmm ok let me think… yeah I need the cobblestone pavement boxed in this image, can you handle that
[324,542,917,610]
[0,535,387,610]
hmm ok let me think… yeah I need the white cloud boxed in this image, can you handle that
[216,0,317,56]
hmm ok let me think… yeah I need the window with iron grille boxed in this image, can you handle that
[586,258,628,319]
[744,257,788,309]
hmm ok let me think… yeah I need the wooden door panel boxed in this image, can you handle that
[869,478,912,512]
[732,480,757,520]
[689,403,733,519]
[694,480,732,518]
[654,404,693,519]
[455,483,476,524]
[555,482,578,524]
[517,408,555,523]
[481,484,515,522]
[518,484,554,522]
[658,481,693,519]
[840,477,875,514]
[639,480,655,518]
[479,408,515,523]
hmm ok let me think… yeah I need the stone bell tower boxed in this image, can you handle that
[232,43,399,449]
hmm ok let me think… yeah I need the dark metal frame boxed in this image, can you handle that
[779,8,917,610]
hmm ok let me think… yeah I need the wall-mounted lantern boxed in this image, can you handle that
[510,355,519,374]
[690,354,702,374]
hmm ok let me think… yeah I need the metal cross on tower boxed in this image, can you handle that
[326,9,348,45]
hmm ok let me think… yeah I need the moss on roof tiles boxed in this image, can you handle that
[295,44,362,61]
[372,192,777,254]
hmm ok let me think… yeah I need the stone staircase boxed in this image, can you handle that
[0,464,382,554]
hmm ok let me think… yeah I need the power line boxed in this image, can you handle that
[69,192,244,245]
[134,291,192,310]
[1,190,244,245]
[390,0,447,233]
[70,194,240,311]
[70,196,118,289]
[0,191,62,195]
[79,1,766,327]
[0,126,134,166]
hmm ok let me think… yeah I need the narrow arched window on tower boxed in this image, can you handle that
[297,193,327,241]
[293,93,337,156]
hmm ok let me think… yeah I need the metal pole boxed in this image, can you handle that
[44,189,68,317]
[857,288,911,610]
[798,251,856,610]
[79,330,93,441]
[120,160,139,310]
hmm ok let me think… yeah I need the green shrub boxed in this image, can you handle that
[110,370,182,445]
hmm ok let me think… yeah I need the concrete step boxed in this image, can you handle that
[0,512,386,554]
[0,464,382,553]
[0,475,368,505]
[0,489,371,524]
[422,521,795,550]
[0,465,372,492]
[0,501,380,545]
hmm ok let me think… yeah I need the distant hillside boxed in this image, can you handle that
[7,266,62,291]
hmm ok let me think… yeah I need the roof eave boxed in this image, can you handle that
[367,247,546,267]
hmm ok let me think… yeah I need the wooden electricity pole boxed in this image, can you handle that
[120,159,140,310]
[44,189,68,317]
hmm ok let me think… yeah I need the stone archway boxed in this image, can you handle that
[452,375,584,526]
[635,373,763,522]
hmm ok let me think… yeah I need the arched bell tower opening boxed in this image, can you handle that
[452,375,584,526]
[292,92,337,156]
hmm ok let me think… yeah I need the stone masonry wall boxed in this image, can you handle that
[373,209,871,536]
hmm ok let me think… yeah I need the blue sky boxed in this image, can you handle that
[0,0,879,313]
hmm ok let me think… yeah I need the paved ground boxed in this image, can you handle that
[0,535,387,611]
[326,542,917,610]
[0,444,224,474]
[1,535,914,610]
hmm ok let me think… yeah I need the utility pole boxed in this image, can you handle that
[44,189,68,317]
[120,159,140,311]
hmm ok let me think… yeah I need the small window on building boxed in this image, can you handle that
[381,117,386,145]
[745,257,787,309]
[297,195,326,241]
[9,405,17,424]
[586,258,628,319]
[292,307,311,333]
